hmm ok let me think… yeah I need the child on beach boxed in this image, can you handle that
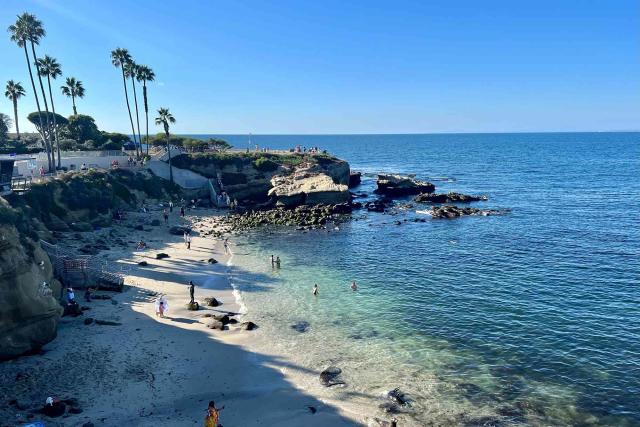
[204,400,224,427]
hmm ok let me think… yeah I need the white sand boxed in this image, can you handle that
[0,207,368,426]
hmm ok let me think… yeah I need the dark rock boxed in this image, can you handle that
[138,261,148,266]
[155,253,170,259]
[228,318,238,324]
[379,402,402,414]
[94,320,122,326]
[150,219,161,226]
[376,174,435,196]
[63,302,83,317]
[429,205,509,219]
[186,301,199,311]
[348,171,362,188]
[207,320,225,330]
[291,320,310,333]
[213,314,230,324]
[414,192,487,203]
[42,402,66,417]
[169,226,190,235]
[207,258,218,264]
[319,366,345,387]
[387,388,410,406]
[308,406,317,414]
[240,321,257,331]
[83,318,94,325]
[204,297,220,307]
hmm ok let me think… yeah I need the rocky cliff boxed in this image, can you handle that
[0,200,62,360]
[171,152,350,206]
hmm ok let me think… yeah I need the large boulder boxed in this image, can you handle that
[269,170,350,207]
[0,223,62,361]
[376,174,435,196]
[348,171,362,188]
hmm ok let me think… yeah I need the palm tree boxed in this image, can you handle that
[125,61,143,157]
[8,13,52,170]
[136,65,155,155]
[4,80,26,139]
[111,48,139,158]
[60,77,85,115]
[155,108,175,184]
[37,55,62,168]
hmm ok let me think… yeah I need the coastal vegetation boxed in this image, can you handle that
[155,107,176,183]
[60,77,84,116]
[4,80,25,139]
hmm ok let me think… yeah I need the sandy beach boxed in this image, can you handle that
[0,205,366,426]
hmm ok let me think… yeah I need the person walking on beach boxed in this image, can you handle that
[180,205,185,217]
[223,238,229,254]
[204,400,224,427]
[351,281,358,291]
[163,208,169,224]
[186,233,192,250]
[189,281,195,303]
[169,200,174,212]
[312,284,318,296]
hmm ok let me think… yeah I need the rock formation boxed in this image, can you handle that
[268,164,350,207]
[428,205,509,219]
[414,192,488,203]
[376,174,435,196]
[0,208,63,360]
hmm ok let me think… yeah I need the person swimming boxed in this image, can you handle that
[312,284,318,296]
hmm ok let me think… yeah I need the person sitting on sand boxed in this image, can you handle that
[205,400,224,427]
[136,241,147,250]
[351,281,358,291]
[312,284,318,296]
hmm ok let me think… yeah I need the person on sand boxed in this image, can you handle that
[186,233,192,250]
[84,287,95,302]
[312,284,318,296]
[205,400,224,427]
[163,208,169,224]
[189,281,195,303]
[169,200,174,212]
[351,281,358,291]
[66,287,75,303]
[223,238,229,254]
[180,206,185,217]
[155,296,168,318]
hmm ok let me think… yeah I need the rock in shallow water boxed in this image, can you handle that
[376,174,435,196]
[319,366,346,387]
[291,320,310,332]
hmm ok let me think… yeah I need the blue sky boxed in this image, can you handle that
[1,0,639,134]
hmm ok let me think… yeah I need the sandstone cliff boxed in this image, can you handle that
[0,200,62,360]
[171,152,350,206]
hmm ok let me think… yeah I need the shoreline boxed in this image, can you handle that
[0,207,366,426]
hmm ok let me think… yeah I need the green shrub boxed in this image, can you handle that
[252,157,279,172]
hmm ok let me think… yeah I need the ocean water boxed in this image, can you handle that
[205,133,640,426]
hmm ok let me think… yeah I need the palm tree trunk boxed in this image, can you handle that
[121,70,139,158]
[166,131,173,184]
[31,42,54,171]
[131,78,143,157]
[72,95,77,115]
[46,75,61,169]
[143,83,149,156]
[23,45,50,171]
[12,99,20,140]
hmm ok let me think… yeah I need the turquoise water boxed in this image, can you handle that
[212,133,640,426]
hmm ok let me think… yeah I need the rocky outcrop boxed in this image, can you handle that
[0,218,62,360]
[414,192,488,203]
[171,153,350,206]
[221,204,352,231]
[349,171,361,188]
[428,205,509,219]
[319,366,346,387]
[376,174,435,196]
[268,165,350,207]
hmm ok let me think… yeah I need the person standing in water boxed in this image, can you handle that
[271,255,275,268]
[312,284,318,296]
[189,281,195,303]
[351,281,358,291]
[275,256,281,268]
